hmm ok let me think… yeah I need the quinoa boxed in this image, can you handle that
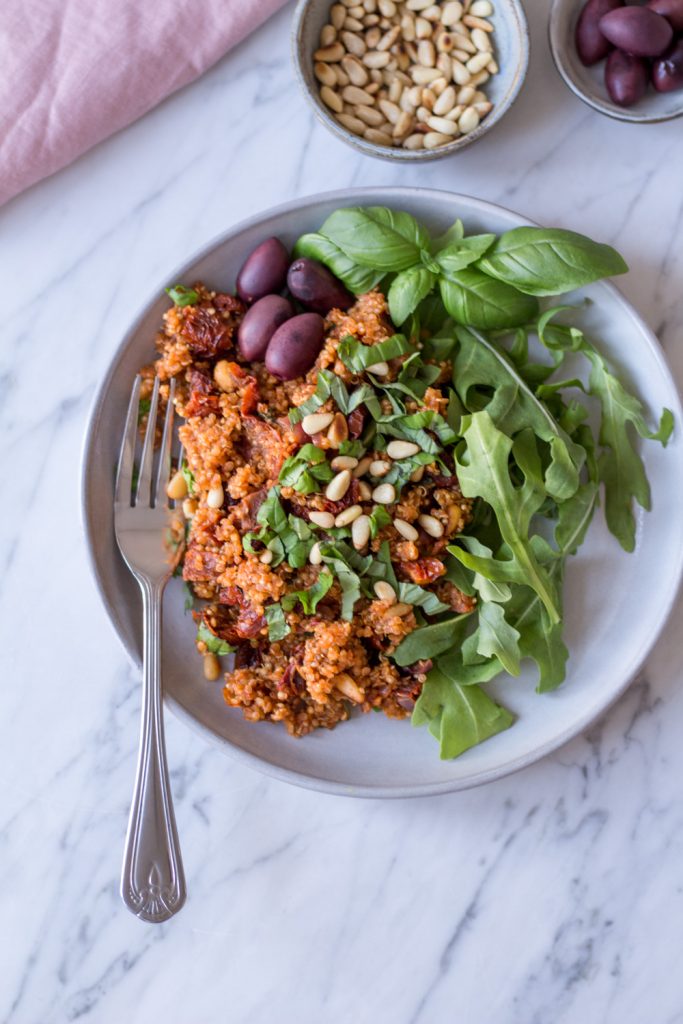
[148,286,474,738]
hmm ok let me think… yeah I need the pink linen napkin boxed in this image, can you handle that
[0,0,288,207]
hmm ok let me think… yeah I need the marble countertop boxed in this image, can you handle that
[3,1,683,1020]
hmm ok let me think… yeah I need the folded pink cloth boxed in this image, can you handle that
[0,0,288,206]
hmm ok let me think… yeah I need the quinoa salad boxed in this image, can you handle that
[141,206,672,760]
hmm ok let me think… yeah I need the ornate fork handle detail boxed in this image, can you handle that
[121,577,186,923]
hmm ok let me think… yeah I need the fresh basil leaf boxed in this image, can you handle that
[432,218,465,252]
[388,266,436,325]
[412,664,514,760]
[320,207,431,272]
[180,461,195,496]
[368,505,392,538]
[293,232,384,293]
[477,227,628,297]
[436,234,496,276]
[440,270,539,330]
[393,613,473,666]
[279,445,334,493]
[197,621,235,657]
[289,370,349,423]
[264,603,290,642]
[281,570,335,615]
[339,439,366,458]
[338,333,415,373]
[257,487,288,533]
[166,284,200,306]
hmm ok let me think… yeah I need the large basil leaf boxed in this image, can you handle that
[319,207,430,271]
[388,266,436,325]
[477,227,628,296]
[440,270,539,330]
[293,232,384,294]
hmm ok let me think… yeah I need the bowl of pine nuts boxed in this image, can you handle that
[292,0,529,159]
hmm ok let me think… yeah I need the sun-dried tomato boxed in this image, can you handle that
[181,306,235,357]
[436,581,477,614]
[347,407,365,439]
[398,557,446,585]
[230,488,268,534]
[322,478,361,515]
[241,416,290,480]
[213,293,245,317]
[204,601,265,642]
[240,378,260,415]
[183,544,220,583]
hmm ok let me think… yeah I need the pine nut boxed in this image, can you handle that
[442,0,464,25]
[345,15,365,30]
[331,3,347,28]
[453,33,477,53]
[335,504,363,526]
[363,0,378,11]
[327,412,349,447]
[464,13,495,31]
[352,514,371,549]
[421,88,436,110]
[417,40,436,66]
[365,24,381,44]
[457,84,476,104]
[469,69,490,85]
[309,542,323,565]
[377,98,400,124]
[410,464,426,482]
[470,0,493,14]
[400,89,417,112]
[367,360,390,375]
[342,30,367,55]
[356,104,385,125]
[365,128,393,145]
[405,40,420,62]
[338,112,368,133]
[374,580,397,602]
[203,653,221,681]
[362,50,391,67]
[408,84,422,105]
[315,43,345,61]
[403,132,425,149]
[182,497,198,519]
[353,455,373,477]
[334,65,351,86]
[310,510,335,528]
[487,58,498,74]
[373,483,396,504]
[358,481,373,500]
[422,5,442,19]
[167,470,187,500]
[418,513,444,537]
[349,3,364,14]
[459,106,480,132]
[386,440,420,459]
[342,54,370,86]
[331,455,359,470]
[436,53,452,78]
[473,100,493,116]
[471,27,492,51]
[444,103,464,121]
[320,24,338,47]
[302,411,334,434]
[466,51,492,73]
[321,86,343,113]
[451,59,472,85]
[424,130,453,148]
[207,482,224,509]
[433,85,456,115]
[334,673,364,702]
[393,110,413,136]
[415,16,432,37]
[437,32,455,53]
[388,78,403,104]
[342,84,375,105]
[326,469,352,501]
[315,61,338,86]
[370,459,391,477]
[260,549,274,564]
[377,25,401,49]
[394,517,419,541]
[406,0,433,10]
[378,0,396,14]
[427,114,459,135]
[411,65,442,83]
[388,602,414,617]
[401,14,416,40]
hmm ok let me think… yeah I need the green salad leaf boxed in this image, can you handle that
[436,234,496,275]
[197,621,235,657]
[278,444,334,494]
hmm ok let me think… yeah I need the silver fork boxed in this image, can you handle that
[114,375,186,923]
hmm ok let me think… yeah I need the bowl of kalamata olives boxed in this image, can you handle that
[549,0,683,122]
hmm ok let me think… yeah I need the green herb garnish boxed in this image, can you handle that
[165,284,200,306]
[197,621,235,657]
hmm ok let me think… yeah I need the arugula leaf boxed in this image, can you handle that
[281,570,334,615]
[503,566,568,693]
[293,232,384,293]
[477,227,628,297]
[320,207,430,271]
[436,234,496,276]
[392,613,473,666]
[440,269,539,330]
[397,583,450,616]
[464,600,521,676]
[554,480,598,554]
[388,266,436,325]
[197,621,235,657]
[166,284,199,306]
[264,603,290,642]
[338,333,415,373]
[412,663,514,760]
[455,414,561,623]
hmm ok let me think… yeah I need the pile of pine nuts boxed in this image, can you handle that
[312,0,497,151]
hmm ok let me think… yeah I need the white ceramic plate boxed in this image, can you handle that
[81,187,683,798]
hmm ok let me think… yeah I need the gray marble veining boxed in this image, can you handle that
[1,1,682,1020]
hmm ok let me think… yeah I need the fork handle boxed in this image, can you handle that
[121,578,186,922]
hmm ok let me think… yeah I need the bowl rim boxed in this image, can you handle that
[290,0,531,161]
[81,185,683,800]
[547,0,683,125]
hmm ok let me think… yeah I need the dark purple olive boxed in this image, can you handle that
[236,237,289,304]
[265,313,325,380]
[599,6,673,56]
[652,37,683,91]
[605,48,649,104]
[286,258,353,315]
[237,294,293,362]
[648,0,683,32]
[575,0,623,66]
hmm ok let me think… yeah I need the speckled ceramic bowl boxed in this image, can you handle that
[291,0,530,161]
[549,0,683,124]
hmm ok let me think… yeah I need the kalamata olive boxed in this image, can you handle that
[237,294,293,362]
[652,37,683,91]
[575,0,623,66]
[265,313,325,380]
[599,6,673,56]
[648,0,683,32]
[286,258,354,315]
[605,48,649,104]
[236,237,289,304]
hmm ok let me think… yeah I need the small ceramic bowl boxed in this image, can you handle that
[291,0,530,161]
[549,0,683,123]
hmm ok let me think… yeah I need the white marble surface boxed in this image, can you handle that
[2,1,683,1020]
